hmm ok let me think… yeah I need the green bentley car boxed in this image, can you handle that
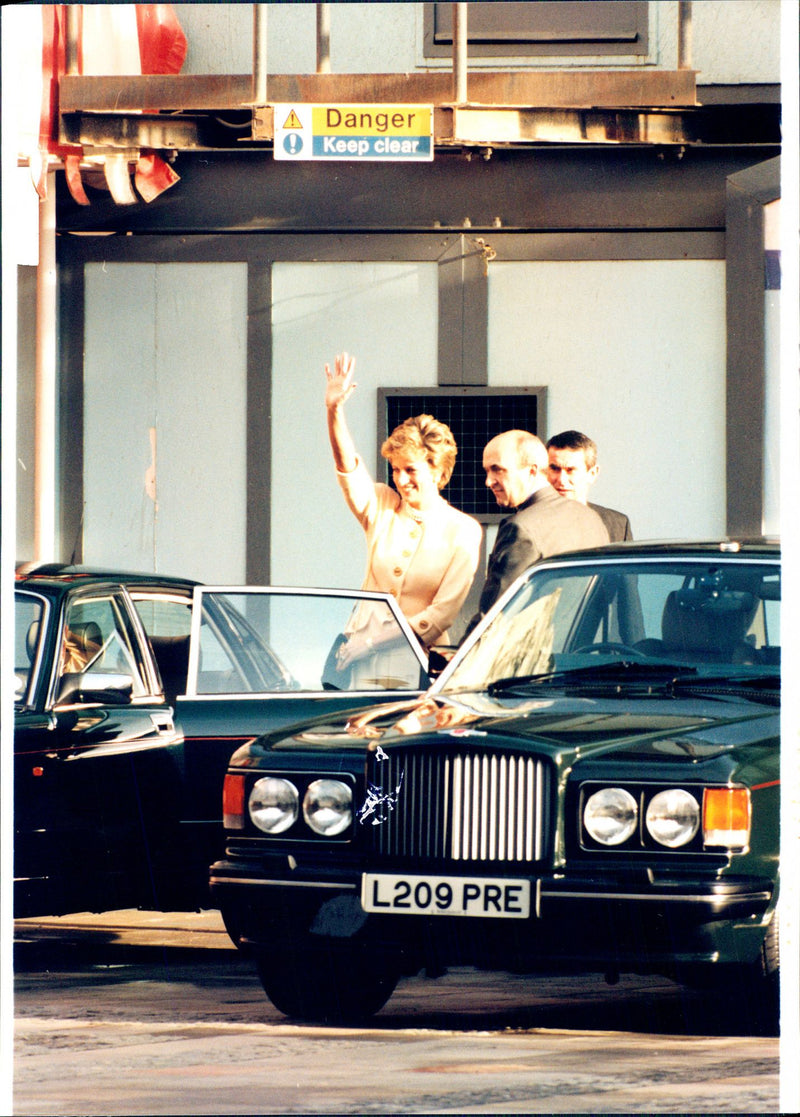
[210,541,781,1025]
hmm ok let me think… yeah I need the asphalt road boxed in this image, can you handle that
[13,909,780,1115]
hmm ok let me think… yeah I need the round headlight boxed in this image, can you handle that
[303,779,353,837]
[584,787,638,846]
[249,777,299,834]
[645,788,700,848]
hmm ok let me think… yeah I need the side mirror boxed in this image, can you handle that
[56,671,134,706]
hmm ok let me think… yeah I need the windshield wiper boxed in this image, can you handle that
[668,673,780,703]
[487,661,697,695]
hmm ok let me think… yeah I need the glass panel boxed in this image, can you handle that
[488,260,726,541]
[59,595,149,699]
[270,261,438,590]
[194,591,426,694]
[83,262,247,582]
[132,594,193,638]
[14,593,46,706]
[132,593,194,701]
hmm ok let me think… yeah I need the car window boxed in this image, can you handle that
[441,560,781,691]
[58,594,150,701]
[132,593,192,637]
[188,589,429,695]
[131,592,193,702]
[759,573,781,646]
[14,593,47,706]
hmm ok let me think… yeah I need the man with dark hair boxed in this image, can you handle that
[546,430,633,542]
[464,430,609,636]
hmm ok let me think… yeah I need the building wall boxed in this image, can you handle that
[177,1,780,83]
[487,259,726,541]
[71,243,727,590]
[6,2,783,574]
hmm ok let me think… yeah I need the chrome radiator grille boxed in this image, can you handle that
[366,747,550,863]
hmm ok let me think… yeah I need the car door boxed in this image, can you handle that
[168,586,431,899]
[14,585,180,916]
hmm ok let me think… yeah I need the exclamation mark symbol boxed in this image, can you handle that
[282,109,303,156]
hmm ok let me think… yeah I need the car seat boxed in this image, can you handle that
[660,586,759,664]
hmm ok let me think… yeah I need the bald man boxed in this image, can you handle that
[465,430,609,635]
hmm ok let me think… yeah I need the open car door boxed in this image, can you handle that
[165,586,431,906]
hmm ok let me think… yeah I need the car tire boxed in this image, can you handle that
[743,912,779,1031]
[683,912,779,1033]
[255,941,399,1023]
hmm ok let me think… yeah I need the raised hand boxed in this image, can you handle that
[324,352,357,410]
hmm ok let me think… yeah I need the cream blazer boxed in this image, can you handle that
[337,457,482,646]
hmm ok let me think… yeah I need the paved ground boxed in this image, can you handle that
[12,910,783,1115]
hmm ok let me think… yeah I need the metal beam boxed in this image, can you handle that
[724,157,780,537]
[61,112,212,151]
[437,235,488,385]
[62,105,696,154]
[55,147,779,236]
[59,70,698,112]
[60,101,774,155]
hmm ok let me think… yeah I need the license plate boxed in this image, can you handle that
[361,872,530,919]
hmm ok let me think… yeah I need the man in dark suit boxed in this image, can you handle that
[546,430,633,542]
[464,430,609,636]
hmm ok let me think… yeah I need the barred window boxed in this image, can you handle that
[379,388,545,519]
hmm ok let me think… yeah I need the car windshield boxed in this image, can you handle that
[188,589,428,695]
[439,559,781,695]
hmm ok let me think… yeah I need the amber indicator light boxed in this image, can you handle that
[222,773,246,829]
[703,787,750,839]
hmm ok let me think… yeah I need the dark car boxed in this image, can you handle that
[14,566,430,917]
[210,541,781,1024]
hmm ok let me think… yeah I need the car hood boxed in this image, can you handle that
[245,686,777,767]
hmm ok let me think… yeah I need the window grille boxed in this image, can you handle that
[379,388,545,519]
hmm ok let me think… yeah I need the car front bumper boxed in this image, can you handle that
[209,855,776,975]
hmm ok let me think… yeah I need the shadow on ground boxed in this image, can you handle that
[14,923,777,1040]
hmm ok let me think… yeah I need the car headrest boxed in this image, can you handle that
[69,621,103,657]
[662,588,757,655]
[26,620,40,661]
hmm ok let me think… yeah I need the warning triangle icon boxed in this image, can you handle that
[283,110,303,130]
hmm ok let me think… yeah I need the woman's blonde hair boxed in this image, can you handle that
[381,414,457,489]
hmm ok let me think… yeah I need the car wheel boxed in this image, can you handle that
[255,941,399,1023]
[741,912,779,1031]
[682,913,779,1033]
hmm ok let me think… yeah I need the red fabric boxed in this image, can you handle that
[135,152,180,202]
[38,5,186,201]
[135,5,187,75]
[39,7,71,153]
[64,153,90,205]
[39,4,186,148]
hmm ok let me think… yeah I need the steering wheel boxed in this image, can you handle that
[574,641,648,659]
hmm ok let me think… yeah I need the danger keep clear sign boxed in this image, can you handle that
[274,104,434,162]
